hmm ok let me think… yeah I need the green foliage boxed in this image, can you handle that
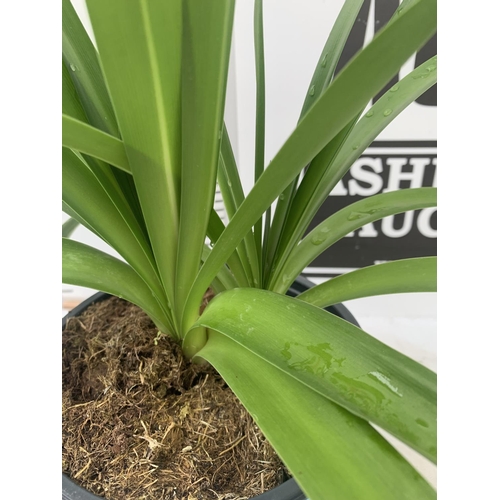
[62,0,437,498]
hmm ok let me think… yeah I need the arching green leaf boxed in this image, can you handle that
[298,257,437,308]
[194,288,437,462]
[197,330,436,499]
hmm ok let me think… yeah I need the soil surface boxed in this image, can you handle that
[62,296,288,499]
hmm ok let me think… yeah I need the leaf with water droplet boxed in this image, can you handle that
[320,54,328,68]
[308,85,315,96]
[311,234,326,245]
[334,357,346,367]
[365,109,374,118]
[281,341,334,377]
[383,109,393,117]
[331,371,387,412]
[348,208,384,221]
[390,83,399,92]
[368,371,403,398]
[281,342,292,361]
[416,418,429,428]
[413,69,432,80]
[347,211,366,221]
[69,63,77,71]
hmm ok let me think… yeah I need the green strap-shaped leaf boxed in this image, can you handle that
[62,54,148,242]
[68,147,156,280]
[266,0,365,273]
[86,0,183,308]
[175,0,236,320]
[267,114,360,286]
[273,56,437,278]
[299,257,437,308]
[62,147,166,309]
[63,238,173,335]
[62,60,87,121]
[201,245,238,292]
[207,209,250,288]
[272,187,437,293]
[301,0,366,118]
[183,0,437,332]
[62,217,80,238]
[194,288,436,462]
[197,330,436,500]
[217,125,245,220]
[62,0,119,136]
[62,115,131,173]
[63,68,129,199]
[218,125,260,286]
[253,0,266,276]
[62,201,86,227]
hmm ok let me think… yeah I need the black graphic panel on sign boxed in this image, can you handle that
[305,141,436,275]
[415,34,437,106]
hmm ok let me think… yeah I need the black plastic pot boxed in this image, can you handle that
[62,276,359,500]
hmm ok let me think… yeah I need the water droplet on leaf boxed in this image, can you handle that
[311,234,325,245]
[383,109,392,117]
[368,371,403,397]
[309,85,315,96]
[69,63,77,71]
[365,109,374,118]
[348,208,383,221]
[347,212,365,221]
[416,418,429,428]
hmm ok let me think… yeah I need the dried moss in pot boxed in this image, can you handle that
[62,297,288,500]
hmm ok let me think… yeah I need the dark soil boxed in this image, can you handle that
[62,296,288,499]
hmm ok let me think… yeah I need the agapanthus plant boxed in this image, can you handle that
[62,0,437,498]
